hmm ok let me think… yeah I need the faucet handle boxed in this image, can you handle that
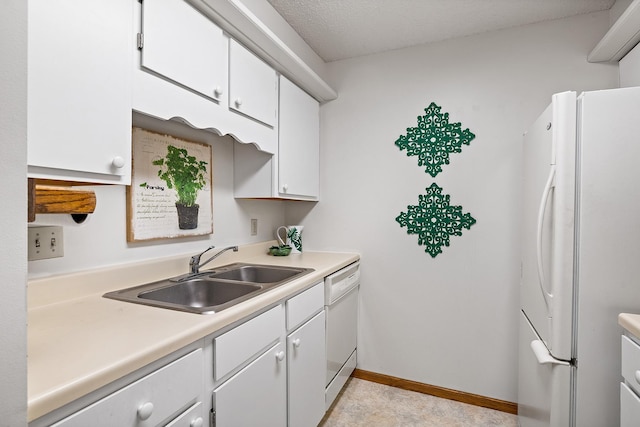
[197,245,216,259]
[190,245,215,273]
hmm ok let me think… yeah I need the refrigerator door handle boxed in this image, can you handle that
[530,340,570,366]
[536,165,556,314]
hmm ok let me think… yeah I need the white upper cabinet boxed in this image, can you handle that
[233,75,320,200]
[133,1,277,153]
[28,0,132,184]
[278,76,320,199]
[229,39,278,127]
[140,0,227,103]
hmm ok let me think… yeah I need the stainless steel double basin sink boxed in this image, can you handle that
[103,263,314,314]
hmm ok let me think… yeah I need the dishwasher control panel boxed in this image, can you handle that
[325,261,360,304]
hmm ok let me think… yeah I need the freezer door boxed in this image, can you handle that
[518,311,571,427]
[521,91,576,361]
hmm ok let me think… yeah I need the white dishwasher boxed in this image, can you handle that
[324,261,360,409]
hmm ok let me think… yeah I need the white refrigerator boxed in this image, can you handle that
[518,87,640,427]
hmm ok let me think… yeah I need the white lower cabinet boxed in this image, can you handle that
[621,382,640,427]
[35,282,333,427]
[287,311,326,427]
[621,334,640,427]
[286,282,326,427]
[211,282,326,427]
[50,349,204,427]
[211,305,287,427]
[213,342,287,426]
[165,402,205,427]
[213,305,283,382]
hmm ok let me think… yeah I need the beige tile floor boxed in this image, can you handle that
[319,378,518,427]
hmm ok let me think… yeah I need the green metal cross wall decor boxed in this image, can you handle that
[395,102,475,178]
[396,183,476,258]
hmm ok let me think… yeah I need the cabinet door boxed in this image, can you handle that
[140,0,228,103]
[229,39,277,127]
[287,311,326,427]
[213,342,287,427]
[28,0,132,183]
[278,76,320,199]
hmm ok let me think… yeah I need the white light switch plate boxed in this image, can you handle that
[28,226,64,261]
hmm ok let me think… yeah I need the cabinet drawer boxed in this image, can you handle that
[214,305,283,381]
[621,382,640,427]
[286,282,324,331]
[622,335,640,395]
[165,401,204,427]
[51,349,203,427]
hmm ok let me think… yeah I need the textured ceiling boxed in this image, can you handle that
[266,0,616,62]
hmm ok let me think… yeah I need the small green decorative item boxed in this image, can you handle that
[396,183,476,258]
[269,245,292,256]
[146,145,208,230]
[395,102,475,177]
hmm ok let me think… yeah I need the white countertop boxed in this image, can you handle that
[27,242,359,422]
[619,313,640,339]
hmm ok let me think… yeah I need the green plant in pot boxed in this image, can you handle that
[150,145,208,230]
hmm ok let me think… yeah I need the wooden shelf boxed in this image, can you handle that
[28,179,97,222]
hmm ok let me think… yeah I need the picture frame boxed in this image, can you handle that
[126,127,213,242]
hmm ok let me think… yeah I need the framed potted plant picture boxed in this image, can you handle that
[127,127,213,242]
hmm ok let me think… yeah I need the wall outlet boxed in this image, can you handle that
[250,218,258,236]
[28,226,64,261]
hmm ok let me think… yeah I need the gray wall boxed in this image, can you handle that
[1,0,27,425]
[286,11,618,402]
